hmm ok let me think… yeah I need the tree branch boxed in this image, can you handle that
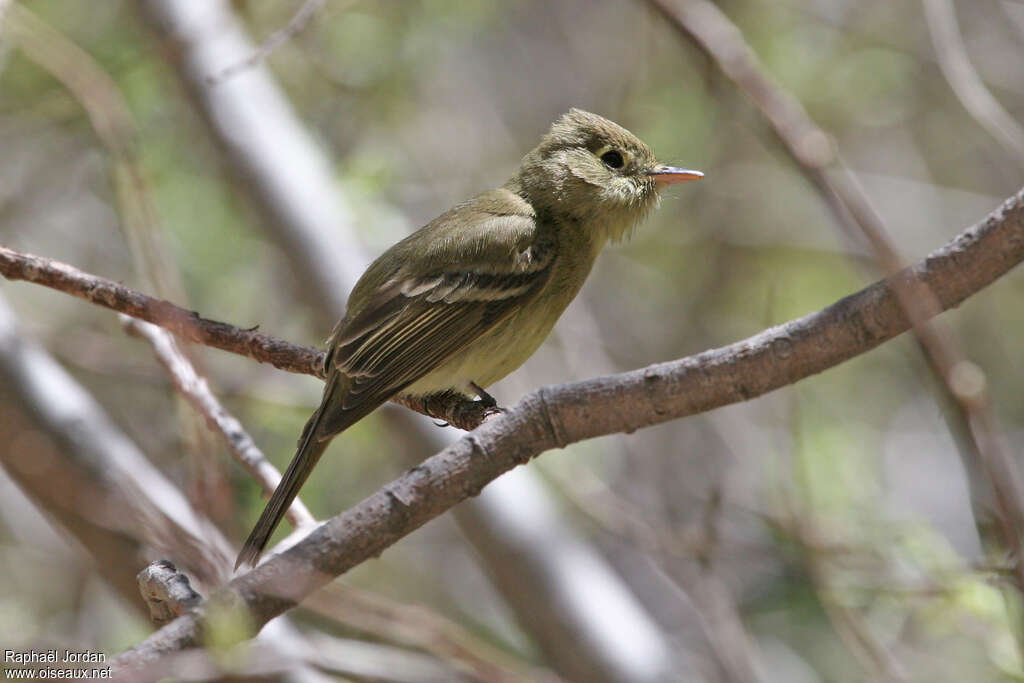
[923,0,1024,166]
[0,245,325,376]
[0,245,502,432]
[121,316,316,529]
[210,0,329,85]
[137,560,203,627]
[104,188,1024,676]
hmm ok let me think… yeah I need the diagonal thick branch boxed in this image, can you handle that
[89,185,1024,673]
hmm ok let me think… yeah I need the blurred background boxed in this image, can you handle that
[1,0,1024,680]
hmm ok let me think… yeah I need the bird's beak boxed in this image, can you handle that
[646,166,704,185]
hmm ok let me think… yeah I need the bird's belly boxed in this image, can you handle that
[404,238,599,398]
[403,306,557,396]
[404,273,588,396]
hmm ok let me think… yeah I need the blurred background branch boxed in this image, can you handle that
[922,0,1024,166]
[3,0,1024,680]
[648,0,1024,656]
[212,0,330,84]
[121,315,316,529]
[0,295,232,597]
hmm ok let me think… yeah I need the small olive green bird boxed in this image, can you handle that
[236,109,702,568]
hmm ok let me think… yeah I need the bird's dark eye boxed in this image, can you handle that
[600,150,625,170]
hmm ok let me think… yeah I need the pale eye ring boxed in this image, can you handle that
[600,149,625,170]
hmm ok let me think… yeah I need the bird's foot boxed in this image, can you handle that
[469,382,505,422]
[451,384,505,427]
[470,381,498,409]
[402,388,504,431]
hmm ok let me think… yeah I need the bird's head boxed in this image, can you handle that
[513,109,702,243]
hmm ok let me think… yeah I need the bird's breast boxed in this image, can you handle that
[404,238,601,395]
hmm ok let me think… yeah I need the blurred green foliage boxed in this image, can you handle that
[2,0,1024,679]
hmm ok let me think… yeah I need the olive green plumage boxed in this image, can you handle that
[236,109,701,568]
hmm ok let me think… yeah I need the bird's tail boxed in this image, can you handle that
[234,407,331,570]
[235,370,380,569]
[235,365,403,569]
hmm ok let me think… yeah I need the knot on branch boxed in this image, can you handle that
[137,559,203,626]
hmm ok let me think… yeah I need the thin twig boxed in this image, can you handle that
[788,402,908,682]
[107,186,1024,674]
[544,463,713,559]
[209,0,328,85]
[122,316,316,529]
[923,0,1024,165]
[804,535,908,682]
[306,584,563,683]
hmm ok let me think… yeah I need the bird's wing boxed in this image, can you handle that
[318,222,554,437]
